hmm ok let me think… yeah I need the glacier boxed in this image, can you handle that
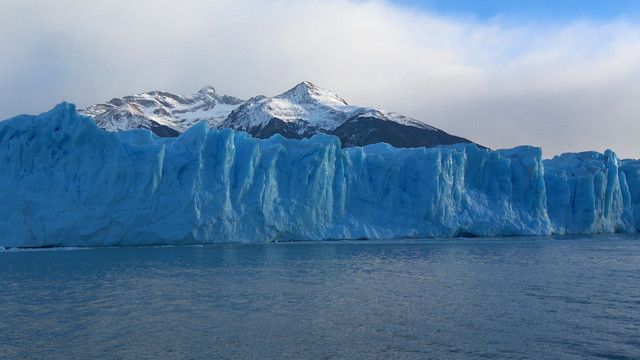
[1,103,639,247]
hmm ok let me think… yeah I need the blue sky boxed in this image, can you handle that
[2,0,640,158]
[389,0,640,21]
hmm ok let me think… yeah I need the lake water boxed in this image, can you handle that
[1,235,640,359]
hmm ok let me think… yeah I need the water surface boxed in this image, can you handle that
[2,235,640,359]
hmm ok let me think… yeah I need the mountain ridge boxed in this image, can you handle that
[80,82,478,149]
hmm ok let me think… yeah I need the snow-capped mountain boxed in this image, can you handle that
[80,81,477,148]
[80,86,243,137]
[220,81,353,139]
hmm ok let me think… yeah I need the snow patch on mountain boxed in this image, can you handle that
[80,86,243,133]
[221,82,356,133]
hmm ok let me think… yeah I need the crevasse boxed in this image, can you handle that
[1,103,638,247]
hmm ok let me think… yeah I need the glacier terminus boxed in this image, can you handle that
[1,103,639,248]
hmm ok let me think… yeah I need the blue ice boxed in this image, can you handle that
[0,103,638,247]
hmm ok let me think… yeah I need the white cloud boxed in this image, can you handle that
[2,0,640,157]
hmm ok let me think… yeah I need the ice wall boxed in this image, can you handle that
[544,152,636,234]
[0,103,638,247]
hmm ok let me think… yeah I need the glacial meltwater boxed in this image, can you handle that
[2,235,640,359]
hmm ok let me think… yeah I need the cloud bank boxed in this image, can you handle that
[2,0,640,157]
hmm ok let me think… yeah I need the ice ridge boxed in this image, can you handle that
[0,103,638,247]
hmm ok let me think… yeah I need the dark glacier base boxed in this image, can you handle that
[2,235,639,359]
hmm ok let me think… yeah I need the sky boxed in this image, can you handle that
[2,0,640,158]
[390,0,640,21]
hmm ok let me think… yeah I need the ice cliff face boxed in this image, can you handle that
[544,152,638,234]
[1,103,638,248]
[80,82,477,149]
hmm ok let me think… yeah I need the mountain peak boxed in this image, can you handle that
[278,81,348,106]
[295,81,318,91]
[198,85,217,95]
